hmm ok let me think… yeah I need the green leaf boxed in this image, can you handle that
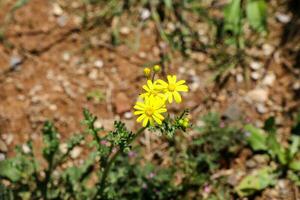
[266,133,287,165]
[0,160,22,182]
[289,160,300,171]
[244,124,267,151]
[289,135,300,159]
[235,167,276,197]
[224,0,242,35]
[246,0,267,32]
[164,0,173,10]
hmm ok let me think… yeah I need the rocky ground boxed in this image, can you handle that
[0,0,299,199]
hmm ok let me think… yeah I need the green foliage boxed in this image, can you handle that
[235,166,276,197]
[223,0,267,46]
[246,0,267,32]
[224,0,242,37]
[242,117,300,196]
[151,109,190,138]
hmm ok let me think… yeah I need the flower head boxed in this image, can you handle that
[140,80,166,101]
[157,75,188,103]
[143,67,151,77]
[134,97,167,127]
[153,64,161,72]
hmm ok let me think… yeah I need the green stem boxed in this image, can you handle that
[95,126,146,199]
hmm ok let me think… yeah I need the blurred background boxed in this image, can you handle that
[0,0,300,199]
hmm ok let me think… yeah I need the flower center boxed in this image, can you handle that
[150,90,158,96]
[168,83,176,91]
[145,107,154,116]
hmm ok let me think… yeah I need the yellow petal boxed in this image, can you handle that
[134,111,144,115]
[176,80,186,86]
[167,75,173,84]
[156,79,168,87]
[173,91,182,103]
[157,108,167,113]
[147,80,153,89]
[171,75,177,83]
[153,115,162,125]
[143,85,150,92]
[134,105,144,110]
[142,117,149,127]
[135,102,145,108]
[137,114,145,122]
[176,85,188,92]
[154,112,164,120]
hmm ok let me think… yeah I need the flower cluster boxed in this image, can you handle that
[134,65,189,127]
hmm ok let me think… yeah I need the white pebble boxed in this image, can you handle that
[94,60,104,68]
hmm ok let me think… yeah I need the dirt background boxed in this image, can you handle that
[0,0,299,199]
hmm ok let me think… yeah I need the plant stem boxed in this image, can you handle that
[95,126,146,199]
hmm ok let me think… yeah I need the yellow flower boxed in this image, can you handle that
[140,80,166,101]
[157,75,188,103]
[134,97,167,127]
[143,68,151,77]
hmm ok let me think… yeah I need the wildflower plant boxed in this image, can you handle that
[0,65,191,199]
[135,65,189,130]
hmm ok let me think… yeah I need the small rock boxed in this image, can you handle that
[94,60,104,68]
[124,111,133,119]
[246,159,257,168]
[70,147,82,159]
[88,69,98,80]
[251,72,261,80]
[138,52,146,59]
[275,12,291,23]
[2,134,13,145]
[262,73,276,86]
[140,8,151,20]
[0,139,7,152]
[263,44,274,56]
[59,143,68,154]
[120,26,130,35]
[62,52,70,61]
[53,3,63,16]
[22,144,31,154]
[0,153,5,161]
[49,104,58,111]
[250,61,262,70]
[246,88,268,103]
[94,120,102,129]
[236,74,244,83]
[256,103,268,114]
[9,55,22,70]
[293,81,300,90]
[114,93,131,114]
[57,15,68,27]
[253,154,270,164]
[178,67,186,74]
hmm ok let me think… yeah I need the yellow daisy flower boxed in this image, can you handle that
[134,97,167,127]
[140,80,166,101]
[157,75,188,103]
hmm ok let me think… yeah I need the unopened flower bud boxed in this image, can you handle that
[143,67,151,77]
[153,65,161,72]
[180,118,189,128]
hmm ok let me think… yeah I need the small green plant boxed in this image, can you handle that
[213,0,267,83]
[235,117,300,197]
[87,90,105,104]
